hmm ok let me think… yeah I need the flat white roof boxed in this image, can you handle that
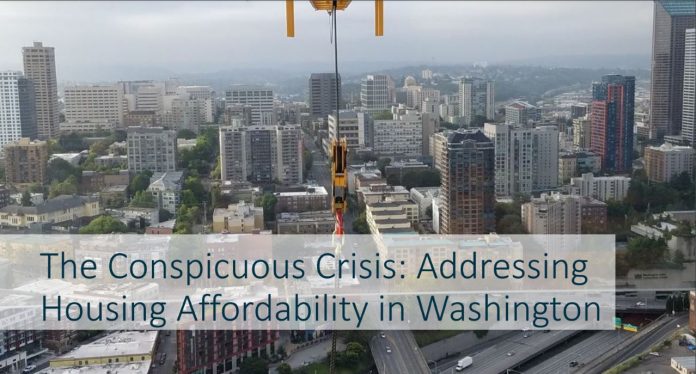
[39,361,152,374]
[55,331,158,360]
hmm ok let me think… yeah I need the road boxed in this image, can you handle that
[523,330,632,373]
[370,330,430,374]
[579,314,689,373]
[436,330,580,374]
[151,331,177,374]
[615,296,668,312]
[303,134,355,233]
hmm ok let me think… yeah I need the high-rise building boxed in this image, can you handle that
[504,101,541,125]
[522,193,607,234]
[0,71,37,154]
[64,84,124,125]
[135,84,165,113]
[22,42,59,139]
[225,86,275,126]
[126,127,177,173]
[484,123,558,197]
[275,124,304,184]
[431,130,495,234]
[219,124,303,185]
[649,0,696,138]
[421,68,433,80]
[644,143,695,182]
[325,111,365,153]
[573,116,592,149]
[590,75,635,173]
[360,74,392,114]
[682,28,695,146]
[177,328,278,374]
[570,103,589,119]
[4,138,49,185]
[308,73,341,119]
[370,110,423,157]
[162,86,215,132]
[569,173,631,202]
[459,78,494,127]
[532,125,560,191]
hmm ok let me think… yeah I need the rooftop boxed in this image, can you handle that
[57,331,158,360]
[0,195,98,215]
[38,361,151,374]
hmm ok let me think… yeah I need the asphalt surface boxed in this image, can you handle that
[436,330,581,374]
[303,134,355,233]
[524,330,633,373]
[370,330,430,374]
[581,314,689,373]
[151,331,177,374]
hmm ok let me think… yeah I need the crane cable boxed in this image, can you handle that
[328,3,341,374]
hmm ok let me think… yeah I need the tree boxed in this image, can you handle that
[49,175,78,198]
[352,212,370,234]
[79,215,128,234]
[238,357,268,374]
[303,148,314,179]
[672,250,685,268]
[470,115,487,128]
[276,363,292,374]
[48,158,81,184]
[256,193,278,222]
[183,176,206,205]
[159,209,173,222]
[625,237,669,269]
[373,110,393,120]
[177,129,197,139]
[130,191,157,208]
[401,169,440,189]
[377,158,392,175]
[21,191,32,207]
[129,170,153,196]
[58,132,87,152]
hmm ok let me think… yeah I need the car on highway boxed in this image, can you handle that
[569,361,579,367]
[455,356,473,371]
[380,332,386,338]
[385,345,391,353]
[636,301,646,306]
[506,351,515,356]
[22,365,36,373]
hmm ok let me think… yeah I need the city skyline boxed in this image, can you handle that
[0,1,654,81]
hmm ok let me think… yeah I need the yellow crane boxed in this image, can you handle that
[285,2,383,372]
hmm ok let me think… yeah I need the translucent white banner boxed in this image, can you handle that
[0,234,615,330]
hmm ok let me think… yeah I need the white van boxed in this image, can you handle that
[455,356,473,371]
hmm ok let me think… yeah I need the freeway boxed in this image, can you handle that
[370,330,430,374]
[615,296,668,312]
[523,330,632,373]
[436,330,581,374]
[579,314,689,373]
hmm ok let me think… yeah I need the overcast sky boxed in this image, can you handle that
[0,1,654,81]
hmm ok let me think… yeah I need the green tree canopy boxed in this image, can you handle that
[21,191,32,207]
[129,170,154,196]
[48,158,81,184]
[130,190,157,208]
[79,215,128,234]
[48,175,78,198]
[237,357,268,374]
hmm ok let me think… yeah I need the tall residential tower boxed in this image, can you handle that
[22,42,59,139]
[649,0,695,138]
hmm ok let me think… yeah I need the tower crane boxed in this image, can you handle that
[285,2,383,372]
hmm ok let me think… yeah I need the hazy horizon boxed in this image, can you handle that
[0,1,654,82]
